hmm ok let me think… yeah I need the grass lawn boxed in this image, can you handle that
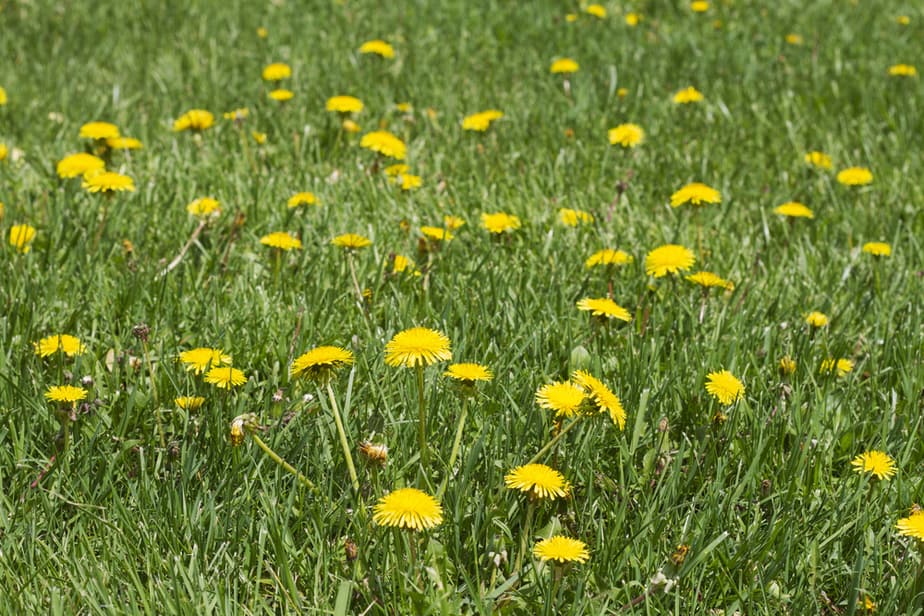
[1,0,923,613]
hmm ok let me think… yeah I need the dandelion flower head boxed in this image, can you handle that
[82,171,135,193]
[804,151,833,170]
[373,487,443,530]
[187,197,221,217]
[671,182,721,207]
[10,224,36,253]
[34,334,86,358]
[558,208,593,227]
[56,153,105,179]
[505,464,569,500]
[805,311,829,328]
[686,271,734,291]
[268,89,294,102]
[774,202,814,219]
[175,396,205,410]
[420,226,453,241]
[673,86,704,104]
[45,385,88,404]
[360,130,407,160]
[326,95,364,113]
[572,370,626,428]
[645,244,695,277]
[385,327,452,368]
[260,231,302,251]
[533,536,590,564]
[851,450,896,480]
[173,109,214,132]
[608,123,644,148]
[690,1,709,12]
[288,192,319,208]
[290,346,354,382]
[705,370,745,405]
[481,212,521,234]
[179,347,231,374]
[889,64,917,77]
[332,233,372,250]
[820,358,853,377]
[359,39,395,58]
[585,248,633,268]
[576,297,631,322]
[79,121,120,140]
[862,242,891,257]
[444,363,493,383]
[107,137,143,150]
[585,4,606,18]
[462,109,504,131]
[896,511,924,541]
[204,366,247,389]
[262,62,292,81]
[837,167,873,186]
[550,58,579,74]
[536,380,586,418]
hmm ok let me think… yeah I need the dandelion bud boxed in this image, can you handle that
[229,413,260,446]
[344,538,358,562]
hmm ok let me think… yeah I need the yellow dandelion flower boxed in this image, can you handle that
[107,137,143,150]
[443,215,465,230]
[617,87,629,98]
[175,396,205,410]
[774,202,814,219]
[290,346,354,382]
[576,297,631,322]
[331,233,372,250]
[360,130,407,160]
[705,370,745,405]
[625,13,641,26]
[392,254,416,274]
[384,164,409,177]
[670,182,721,207]
[394,173,422,191]
[550,58,579,74]
[572,370,626,428]
[342,119,361,133]
[608,123,644,148]
[256,27,268,38]
[536,381,586,418]
[673,86,704,104]
[395,102,412,113]
[805,311,829,328]
[251,131,266,144]
[481,212,521,234]
[565,13,578,23]
[79,121,119,140]
[10,224,36,253]
[359,39,395,59]
[385,327,452,368]
[889,64,917,77]
[785,33,803,45]
[779,356,797,375]
[896,511,924,541]
[421,226,453,241]
[373,487,442,530]
[804,151,832,170]
[179,347,232,374]
[326,95,364,113]
[558,208,593,227]
[173,109,214,132]
[862,242,891,257]
[851,450,896,480]
[837,167,873,186]
[645,244,695,277]
[533,536,590,564]
[260,231,302,251]
[82,171,135,193]
[505,464,569,500]
[204,366,247,389]
[288,192,319,208]
[820,358,853,377]
[186,197,221,217]
[223,108,249,121]
[585,248,633,268]
[262,62,292,81]
[585,4,606,18]
[45,385,87,404]
[444,363,493,383]
[268,89,294,102]
[462,109,504,132]
[0,144,7,162]
[685,271,734,291]
[896,15,910,26]
[0,86,6,105]
[690,1,709,12]
[34,334,86,358]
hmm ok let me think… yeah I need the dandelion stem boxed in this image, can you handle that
[527,416,582,465]
[347,251,365,307]
[416,364,430,470]
[140,340,165,448]
[326,382,360,491]
[513,501,535,576]
[250,432,319,493]
[437,397,469,500]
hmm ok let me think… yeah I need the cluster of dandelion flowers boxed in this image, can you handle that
[462,109,504,132]
[385,327,452,368]
[608,123,644,148]
[550,58,579,74]
[836,167,873,186]
[34,334,85,358]
[804,151,832,170]
[533,536,590,564]
[774,202,814,219]
[896,510,924,541]
[673,86,704,104]
[287,192,318,209]
[290,346,354,383]
[558,208,593,227]
[331,233,372,250]
[671,182,721,207]
[645,244,695,277]
[481,212,521,234]
[572,370,626,428]
[82,171,135,194]
[204,366,247,389]
[821,358,853,377]
[358,39,395,59]
[585,248,633,269]
[10,224,36,254]
[505,464,569,500]
[326,95,363,113]
[179,347,231,374]
[686,271,734,291]
[851,451,897,480]
[805,311,829,328]
[862,242,891,257]
[173,109,214,132]
[373,487,442,530]
[175,396,205,411]
[56,153,105,179]
[45,385,88,404]
[889,64,917,77]
[79,121,120,140]
[576,297,631,322]
[360,130,406,160]
[536,381,586,418]
[705,370,745,405]
[260,231,302,251]
[262,62,292,81]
